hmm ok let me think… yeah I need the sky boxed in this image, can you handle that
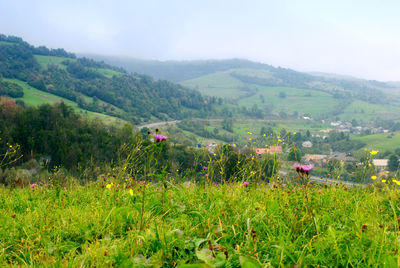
[0,0,399,81]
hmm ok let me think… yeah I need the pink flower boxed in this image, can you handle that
[153,133,167,142]
[318,190,322,194]
[202,166,207,171]
[243,182,249,187]
[30,184,36,189]
[301,164,314,172]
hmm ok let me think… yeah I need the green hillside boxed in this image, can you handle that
[0,35,214,124]
[3,78,124,124]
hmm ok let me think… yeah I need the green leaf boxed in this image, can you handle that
[239,256,261,268]
[196,248,214,266]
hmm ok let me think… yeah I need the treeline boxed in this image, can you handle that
[0,34,214,123]
[0,34,75,58]
[0,101,127,170]
[0,100,277,183]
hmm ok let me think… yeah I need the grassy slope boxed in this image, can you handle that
[1,182,399,266]
[181,68,400,121]
[34,55,75,70]
[353,132,400,152]
[4,78,125,125]
[181,68,342,117]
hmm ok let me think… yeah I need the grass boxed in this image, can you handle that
[34,55,75,70]
[180,70,245,98]
[95,68,122,78]
[0,41,14,46]
[353,132,400,153]
[181,69,342,117]
[340,100,400,121]
[1,179,400,266]
[4,78,125,125]
[238,86,340,117]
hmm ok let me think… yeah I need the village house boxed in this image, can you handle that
[255,148,269,157]
[302,141,313,148]
[269,146,282,154]
[255,146,282,157]
[303,154,328,164]
[206,140,217,152]
[373,159,388,171]
[328,152,357,162]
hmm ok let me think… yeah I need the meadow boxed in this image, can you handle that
[1,176,400,267]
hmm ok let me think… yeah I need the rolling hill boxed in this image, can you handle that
[85,55,400,120]
[0,34,214,125]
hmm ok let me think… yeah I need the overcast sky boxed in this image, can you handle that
[1,0,399,81]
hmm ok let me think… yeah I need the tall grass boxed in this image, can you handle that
[1,179,400,266]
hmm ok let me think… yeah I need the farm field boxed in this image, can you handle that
[353,132,400,152]
[1,180,399,266]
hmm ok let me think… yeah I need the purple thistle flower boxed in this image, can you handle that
[301,164,314,172]
[243,182,249,187]
[293,163,301,173]
[153,133,167,142]
[202,166,207,171]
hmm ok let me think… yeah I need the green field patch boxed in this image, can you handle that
[4,78,125,125]
[353,132,400,152]
[180,70,245,98]
[238,86,340,117]
[34,55,75,69]
[340,100,400,121]
[0,41,14,46]
[95,68,122,78]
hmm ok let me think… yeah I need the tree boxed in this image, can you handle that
[388,154,399,172]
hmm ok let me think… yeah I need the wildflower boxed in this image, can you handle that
[393,180,400,186]
[202,166,207,171]
[382,180,387,183]
[293,163,301,172]
[129,189,134,196]
[370,150,378,156]
[318,190,322,194]
[30,184,36,189]
[153,133,167,143]
[371,176,377,180]
[243,182,249,187]
[106,183,113,189]
[301,164,314,172]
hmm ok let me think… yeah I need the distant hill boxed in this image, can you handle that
[80,55,271,82]
[84,54,400,120]
[0,34,214,124]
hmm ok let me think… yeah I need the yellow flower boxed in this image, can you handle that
[368,163,372,167]
[394,180,400,186]
[263,134,266,137]
[249,138,252,141]
[293,132,296,135]
[248,132,253,134]
[106,183,112,189]
[382,179,386,183]
[129,189,134,196]
[370,150,378,155]
[371,176,377,180]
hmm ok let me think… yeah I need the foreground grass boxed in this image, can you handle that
[1,181,400,267]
